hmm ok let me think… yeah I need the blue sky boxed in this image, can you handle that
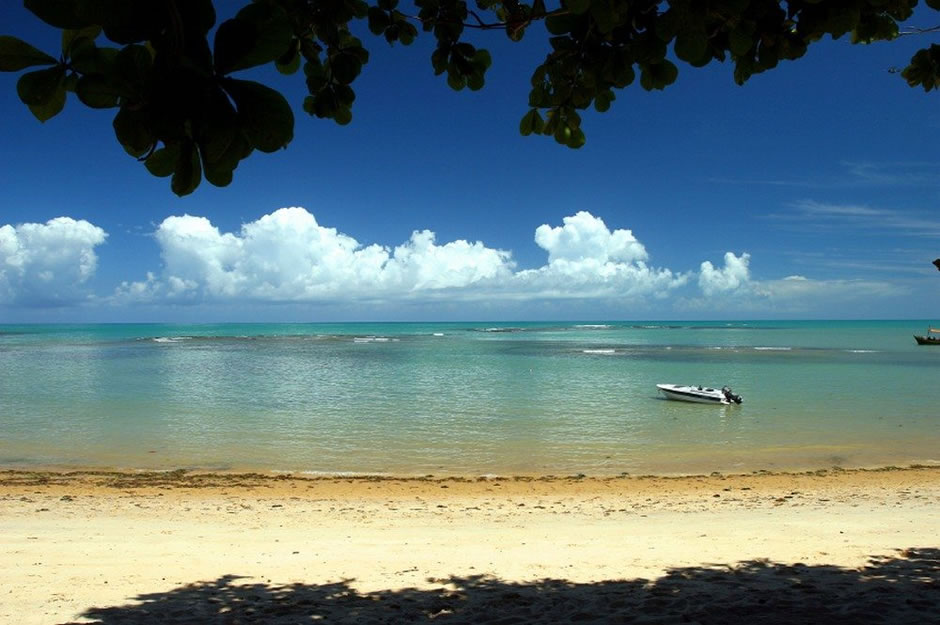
[1,1,938,322]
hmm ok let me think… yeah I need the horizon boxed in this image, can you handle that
[1,318,935,326]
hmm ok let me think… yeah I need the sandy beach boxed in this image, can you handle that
[1,466,938,624]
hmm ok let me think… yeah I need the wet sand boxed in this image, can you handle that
[1,466,938,624]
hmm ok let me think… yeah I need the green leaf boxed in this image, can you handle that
[114,44,152,96]
[172,141,202,197]
[196,92,238,165]
[852,14,899,45]
[570,84,591,108]
[30,87,66,122]
[344,40,369,65]
[16,66,65,106]
[826,7,860,39]
[69,40,118,75]
[334,84,356,107]
[659,59,679,86]
[593,89,614,112]
[639,60,678,90]
[96,0,164,45]
[300,39,322,63]
[334,106,353,126]
[566,127,586,149]
[398,22,418,45]
[779,36,806,61]
[214,3,293,74]
[18,66,67,122]
[199,130,238,187]
[276,46,301,75]
[312,89,337,118]
[447,71,466,90]
[566,0,591,15]
[589,0,617,34]
[565,108,581,128]
[330,53,362,85]
[0,36,58,71]
[223,79,294,152]
[349,0,370,20]
[178,0,217,37]
[431,48,448,75]
[545,14,579,36]
[729,27,755,56]
[202,162,233,187]
[113,108,154,157]
[901,46,940,92]
[528,84,547,107]
[632,34,668,64]
[543,109,559,135]
[601,50,634,88]
[62,26,101,56]
[304,60,329,91]
[302,95,315,116]
[25,0,94,29]
[733,55,755,85]
[473,49,492,71]
[145,144,180,177]
[757,42,779,70]
[674,32,708,64]
[519,108,544,136]
[454,42,475,59]
[75,74,121,108]
[368,7,390,35]
[213,20,256,73]
[655,10,678,42]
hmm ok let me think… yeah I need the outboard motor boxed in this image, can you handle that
[722,386,743,404]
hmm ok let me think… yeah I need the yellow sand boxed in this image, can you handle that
[1,467,937,624]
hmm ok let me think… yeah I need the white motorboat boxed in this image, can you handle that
[657,384,742,405]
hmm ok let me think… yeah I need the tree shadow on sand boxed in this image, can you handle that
[67,548,937,624]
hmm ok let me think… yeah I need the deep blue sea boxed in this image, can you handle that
[1,321,938,476]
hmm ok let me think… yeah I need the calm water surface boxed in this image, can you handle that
[1,321,937,475]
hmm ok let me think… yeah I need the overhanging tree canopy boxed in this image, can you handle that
[2,0,938,196]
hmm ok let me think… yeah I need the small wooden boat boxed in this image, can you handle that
[657,384,742,405]
[914,326,940,345]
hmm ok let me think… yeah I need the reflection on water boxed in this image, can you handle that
[0,321,938,474]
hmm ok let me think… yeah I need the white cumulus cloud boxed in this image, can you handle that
[680,267,906,316]
[0,217,107,306]
[534,210,648,264]
[118,207,515,303]
[699,252,752,296]
[5,208,919,319]
[116,207,688,306]
[509,211,687,300]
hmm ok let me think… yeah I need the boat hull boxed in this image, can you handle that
[657,384,733,404]
[914,335,940,345]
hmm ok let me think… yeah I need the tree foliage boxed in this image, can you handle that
[1,0,937,196]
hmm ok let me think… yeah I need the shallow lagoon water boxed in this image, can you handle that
[1,320,937,475]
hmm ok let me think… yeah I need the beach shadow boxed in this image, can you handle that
[64,547,938,624]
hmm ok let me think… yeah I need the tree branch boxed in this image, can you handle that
[899,25,940,37]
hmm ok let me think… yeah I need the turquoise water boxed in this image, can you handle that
[1,321,938,475]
